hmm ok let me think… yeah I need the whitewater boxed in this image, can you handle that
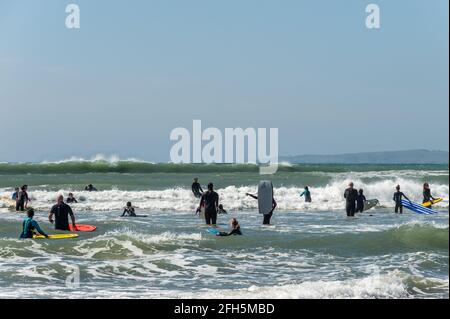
[0,160,448,299]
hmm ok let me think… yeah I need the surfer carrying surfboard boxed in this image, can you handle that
[393,185,411,214]
[246,192,277,225]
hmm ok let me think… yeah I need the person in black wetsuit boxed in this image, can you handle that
[66,193,78,203]
[344,182,358,217]
[191,178,204,198]
[356,189,367,213]
[84,184,98,192]
[218,218,242,236]
[393,185,410,214]
[48,195,76,231]
[246,192,277,225]
[423,183,436,209]
[197,183,219,226]
[16,185,30,212]
[20,208,48,239]
[122,201,137,217]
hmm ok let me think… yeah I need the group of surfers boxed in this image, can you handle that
[8,179,441,239]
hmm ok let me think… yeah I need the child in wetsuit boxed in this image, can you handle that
[122,202,137,217]
[20,209,48,239]
[356,189,367,213]
[218,218,242,236]
[299,186,312,202]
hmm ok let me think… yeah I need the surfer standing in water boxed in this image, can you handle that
[393,185,411,214]
[191,178,204,198]
[122,201,137,217]
[84,184,98,192]
[246,193,277,225]
[16,185,30,212]
[423,183,436,208]
[356,189,367,213]
[299,186,312,202]
[66,193,78,203]
[197,183,219,226]
[48,195,76,231]
[19,208,48,239]
[344,182,358,217]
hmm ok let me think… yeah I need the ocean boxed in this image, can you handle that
[0,160,448,299]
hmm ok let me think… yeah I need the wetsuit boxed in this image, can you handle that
[50,202,74,230]
[344,188,358,217]
[16,190,29,212]
[85,186,98,192]
[218,227,242,236]
[192,182,203,198]
[393,191,408,213]
[122,207,136,217]
[66,197,78,204]
[20,217,47,239]
[300,190,312,202]
[356,194,366,213]
[218,208,227,214]
[200,191,219,225]
[423,189,435,208]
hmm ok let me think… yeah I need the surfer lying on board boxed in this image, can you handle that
[299,186,312,202]
[423,183,436,208]
[122,202,137,217]
[20,208,48,239]
[356,189,367,213]
[393,185,411,214]
[191,178,204,198]
[218,218,242,236]
[245,193,277,225]
[197,183,219,226]
[49,195,76,231]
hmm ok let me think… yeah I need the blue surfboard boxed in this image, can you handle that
[207,228,220,236]
[401,200,438,215]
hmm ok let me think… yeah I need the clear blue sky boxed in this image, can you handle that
[0,0,448,162]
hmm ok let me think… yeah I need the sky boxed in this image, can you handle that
[0,0,448,162]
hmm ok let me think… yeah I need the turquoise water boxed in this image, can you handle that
[0,162,448,298]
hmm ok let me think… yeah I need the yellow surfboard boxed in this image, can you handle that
[33,234,79,239]
[422,197,443,207]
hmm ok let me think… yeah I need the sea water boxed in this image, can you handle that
[0,161,448,298]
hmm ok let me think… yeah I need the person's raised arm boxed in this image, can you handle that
[246,193,258,200]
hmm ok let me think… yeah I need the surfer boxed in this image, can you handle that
[191,178,204,198]
[356,189,367,213]
[16,185,30,212]
[12,187,19,201]
[344,182,358,217]
[393,185,411,214]
[19,208,48,239]
[218,218,242,236]
[48,195,76,231]
[299,186,312,202]
[84,184,98,192]
[66,193,78,204]
[197,183,219,226]
[218,204,228,214]
[245,193,277,225]
[423,183,436,208]
[122,202,137,217]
